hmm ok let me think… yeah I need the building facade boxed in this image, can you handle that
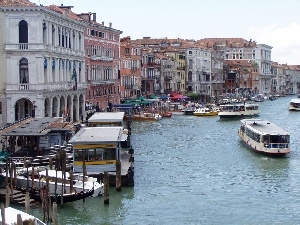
[0,2,86,127]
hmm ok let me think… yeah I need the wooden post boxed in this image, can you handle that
[16,214,22,225]
[69,169,73,193]
[9,162,13,202]
[31,167,35,191]
[103,171,109,205]
[116,159,121,192]
[1,203,5,225]
[52,202,58,225]
[26,162,29,191]
[13,163,17,187]
[5,160,8,188]
[5,186,10,208]
[25,191,30,213]
[49,157,53,170]
[46,169,50,223]
[82,150,86,203]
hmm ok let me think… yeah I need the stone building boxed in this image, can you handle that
[0,1,86,127]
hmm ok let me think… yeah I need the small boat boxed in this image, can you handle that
[27,187,95,203]
[0,206,46,225]
[218,103,259,119]
[181,107,196,115]
[288,99,300,111]
[124,112,162,121]
[163,112,172,117]
[238,119,290,155]
[193,107,218,116]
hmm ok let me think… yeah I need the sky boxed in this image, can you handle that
[31,0,300,65]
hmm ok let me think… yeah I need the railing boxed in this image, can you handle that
[91,55,114,61]
[6,44,84,56]
[6,82,87,91]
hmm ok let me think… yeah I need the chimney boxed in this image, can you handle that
[109,22,112,28]
[92,13,96,22]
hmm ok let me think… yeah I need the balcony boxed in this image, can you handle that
[91,55,114,61]
[6,44,84,56]
[6,82,87,92]
[177,66,186,70]
[147,62,159,67]
[164,75,172,81]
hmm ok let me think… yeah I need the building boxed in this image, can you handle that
[120,36,142,99]
[0,1,86,127]
[78,13,122,111]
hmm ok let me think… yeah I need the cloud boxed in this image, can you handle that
[246,23,300,64]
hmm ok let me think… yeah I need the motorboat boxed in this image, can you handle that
[181,106,196,115]
[193,107,218,116]
[238,119,290,155]
[288,99,300,111]
[218,103,259,119]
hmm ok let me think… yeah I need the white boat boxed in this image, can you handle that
[3,168,103,197]
[218,103,259,119]
[238,119,290,155]
[0,206,46,225]
[288,99,300,111]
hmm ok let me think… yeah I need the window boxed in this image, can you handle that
[125,48,130,54]
[19,58,29,83]
[19,20,28,44]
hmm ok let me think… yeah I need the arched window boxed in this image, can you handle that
[19,58,29,83]
[19,20,28,43]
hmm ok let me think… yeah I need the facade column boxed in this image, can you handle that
[49,97,53,118]
[70,96,74,122]
[76,95,80,122]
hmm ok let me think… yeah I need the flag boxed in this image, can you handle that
[72,67,77,91]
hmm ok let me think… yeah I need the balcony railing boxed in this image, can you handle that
[6,44,84,56]
[6,82,87,91]
[164,75,172,81]
[91,55,114,61]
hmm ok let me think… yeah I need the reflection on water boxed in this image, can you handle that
[11,96,300,224]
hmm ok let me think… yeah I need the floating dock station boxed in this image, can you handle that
[69,111,134,186]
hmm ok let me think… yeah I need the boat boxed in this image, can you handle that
[26,187,95,203]
[254,94,265,102]
[193,107,218,116]
[124,112,162,121]
[0,206,46,225]
[218,102,259,119]
[238,119,291,155]
[288,99,300,111]
[181,107,196,115]
[2,168,104,198]
[163,112,172,117]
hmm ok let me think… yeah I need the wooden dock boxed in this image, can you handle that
[0,188,41,208]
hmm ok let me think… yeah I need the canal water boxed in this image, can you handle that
[14,96,300,224]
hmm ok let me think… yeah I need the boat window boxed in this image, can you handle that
[262,135,270,144]
[270,135,289,143]
[245,128,260,142]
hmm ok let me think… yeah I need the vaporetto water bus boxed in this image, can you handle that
[238,119,290,155]
[218,102,259,119]
[288,98,300,111]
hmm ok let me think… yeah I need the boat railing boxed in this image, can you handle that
[265,143,289,148]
